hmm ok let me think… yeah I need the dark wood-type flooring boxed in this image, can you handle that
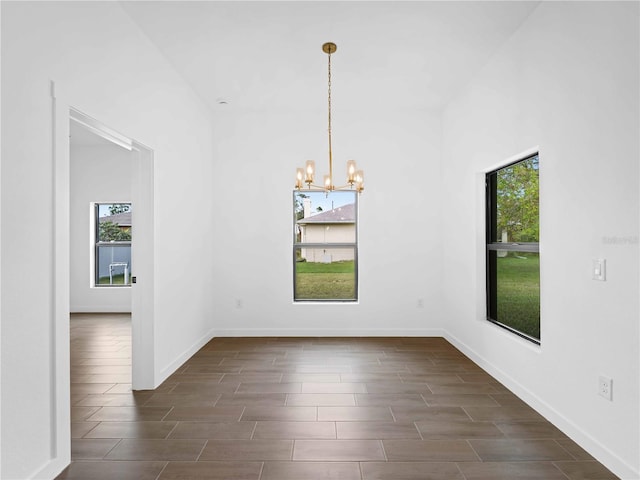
[57,313,618,479]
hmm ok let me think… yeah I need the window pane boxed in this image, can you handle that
[97,204,132,242]
[495,252,540,340]
[294,246,356,301]
[96,245,132,285]
[486,154,540,343]
[495,155,539,243]
[294,191,356,244]
[293,189,358,302]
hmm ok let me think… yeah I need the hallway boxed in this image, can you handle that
[58,314,618,479]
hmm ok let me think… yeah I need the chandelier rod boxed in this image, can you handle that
[327,45,333,188]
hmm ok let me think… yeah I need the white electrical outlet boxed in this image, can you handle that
[598,376,613,401]
[417,298,424,308]
[235,299,243,309]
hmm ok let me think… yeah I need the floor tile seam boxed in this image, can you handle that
[163,420,181,440]
[289,439,295,461]
[71,394,90,406]
[209,393,222,407]
[159,406,175,422]
[79,420,102,439]
[464,438,484,462]
[551,437,582,461]
[459,406,474,422]
[413,421,424,440]
[166,382,178,394]
[250,420,259,440]
[549,461,574,480]
[378,439,388,462]
[100,437,123,460]
[420,393,431,405]
[153,461,170,480]
[194,439,209,461]
[388,406,397,422]
[453,461,469,480]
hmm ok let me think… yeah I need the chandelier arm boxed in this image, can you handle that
[301,183,334,191]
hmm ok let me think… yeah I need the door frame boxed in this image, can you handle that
[45,81,156,477]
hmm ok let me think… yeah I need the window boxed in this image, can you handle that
[293,190,357,301]
[486,154,540,343]
[95,203,132,286]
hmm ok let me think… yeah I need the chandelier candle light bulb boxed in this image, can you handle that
[295,42,365,194]
[305,160,315,184]
[347,159,356,183]
[296,168,304,189]
[355,170,364,191]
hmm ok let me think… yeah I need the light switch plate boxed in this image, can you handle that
[592,259,606,281]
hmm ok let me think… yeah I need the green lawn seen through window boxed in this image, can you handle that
[496,253,540,340]
[98,274,131,285]
[295,260,355,300]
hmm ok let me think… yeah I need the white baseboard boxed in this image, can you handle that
[156,327,217,386]
[444,331,640,480]
[29,456,69,480]
[70,306,131,313]
[211,328,447,337]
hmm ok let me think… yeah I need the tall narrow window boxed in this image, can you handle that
[293,191,357,301]
[95,203,132,286]
[486,154,540,343]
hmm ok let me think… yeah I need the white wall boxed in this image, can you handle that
[210,108,444,335]
[441,3,639,478]
[1,2,215,478]
[70,143,132,312]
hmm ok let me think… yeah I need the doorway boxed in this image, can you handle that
[48,87,156,475]
[69,121,133,313]
[67,109,155,391]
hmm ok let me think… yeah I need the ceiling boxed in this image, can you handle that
[120,1,539,113]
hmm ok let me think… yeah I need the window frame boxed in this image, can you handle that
[94,203,132,288]
[485,153,540,344]
[293,190,359,303]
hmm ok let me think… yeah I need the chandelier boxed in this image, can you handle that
[295,42,364,193]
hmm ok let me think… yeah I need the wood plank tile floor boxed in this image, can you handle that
[57,313,619,480]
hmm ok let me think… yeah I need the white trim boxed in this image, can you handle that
[70,109,132,151]
[444,330,639,480]
[130,142,155,390]
[29,457,70,480]
[211,328,447,337]
[50,80,72,479]
[69,306,132,314]
[157,327,217,386]
[480,145,540,174]
[49,85,157,477]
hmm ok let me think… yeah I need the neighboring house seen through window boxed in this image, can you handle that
[95,203,132,286]
[294,191,358,301]
[486,154,540,343]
